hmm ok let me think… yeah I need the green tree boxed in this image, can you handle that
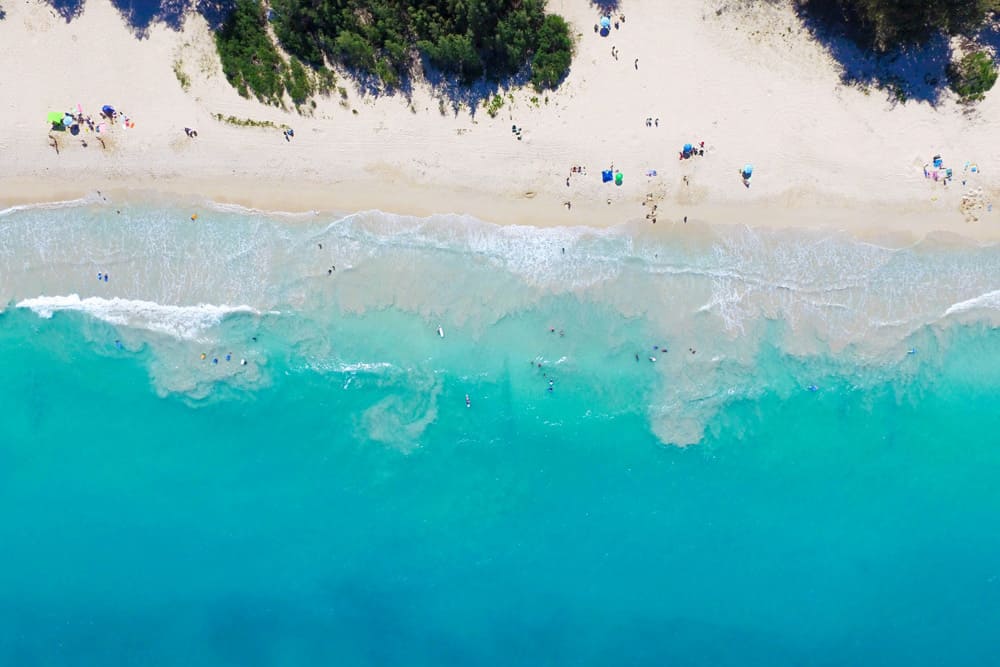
[216,0,286,105]
[531,14,572,90]
[799,0,1000,51]
[949,49,998,102]
[265,0,574,90]
[420,33,484,80]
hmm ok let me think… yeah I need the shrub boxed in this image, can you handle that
[531,14,572,91]
[173,59,191,91]
[269,0,575,90]
[949,49,998,102]
[286,58,315,107]
[485,94,504,118]
[216,0,286,105]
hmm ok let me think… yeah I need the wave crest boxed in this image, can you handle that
[15,294,260,340]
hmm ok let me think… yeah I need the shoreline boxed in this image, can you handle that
[3,176,999,246]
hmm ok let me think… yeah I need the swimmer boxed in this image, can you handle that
[114,340,123,349]
[550,327,555,333]
[649,356,656,362]
[212,358,218,364]
[328,269,332,275]
[104,274,109,282]
[225,353,231,361]
[635,353,639,362]
[907,348,917,355]
[200,353,206,360]
[240,359,247,366]
[437,326,444,338]
[465,394,471,408]
[251,336,257,342]
[191,214,198,221]
[807,385,819,392]
[318,243,323,249]
[97,272,103,280]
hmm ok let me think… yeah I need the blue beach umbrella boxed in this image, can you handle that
[683,143,693,153]
[742,164,754,178]
[602,169,613,183]
[600,16,611,29]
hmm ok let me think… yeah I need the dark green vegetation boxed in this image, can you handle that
[949,49,998,101]
[271,0,572,88]
[795,0,999,103]
[797,0,999,51]
[215,0,573,108]
[216,0,299,105]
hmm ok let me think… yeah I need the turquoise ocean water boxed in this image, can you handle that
[1,198,999,664]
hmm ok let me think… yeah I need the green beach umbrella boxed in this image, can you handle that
[614,172,623,186]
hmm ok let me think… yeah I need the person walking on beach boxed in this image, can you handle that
[634,58,639,70]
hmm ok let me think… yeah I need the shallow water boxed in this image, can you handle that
[1,199,999,664]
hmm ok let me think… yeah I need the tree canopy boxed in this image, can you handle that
[798,0,1000,51]
[269,0,573,89]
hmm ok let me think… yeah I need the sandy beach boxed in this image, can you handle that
[1,0,999,240]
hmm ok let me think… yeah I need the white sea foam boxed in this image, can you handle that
[15,294,260,340]
[204,200,322,219]
[943,289,1000,317]
[0,195,95,218]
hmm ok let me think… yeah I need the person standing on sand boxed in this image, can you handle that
[634,58,639,70]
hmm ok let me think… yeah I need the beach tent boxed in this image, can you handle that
[602,169,613,183]
[102,105,116,116]
[742,164,754,179]
[47,111,64,125]
[614,171,623,186]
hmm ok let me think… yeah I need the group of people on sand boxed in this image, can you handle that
[47,105,134,153]
[566,165,588,187]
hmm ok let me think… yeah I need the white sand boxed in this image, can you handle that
[1,0,998,240]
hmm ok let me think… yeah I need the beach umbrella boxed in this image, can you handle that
[683,143,693,153]
[47,111,64,124]
[600,16,611,29]
[742,164,754,178]
[602,169,613,183]
[63,114,76,127]
[102,105,116,115]
[614,171,623,186]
